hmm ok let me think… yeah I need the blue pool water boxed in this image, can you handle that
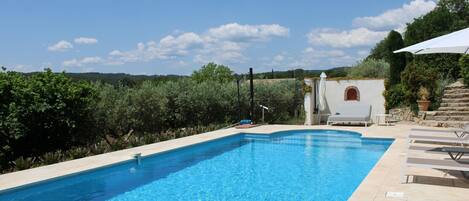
[0,130,392,201]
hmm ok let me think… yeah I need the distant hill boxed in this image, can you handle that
[64,72,185,85]
[21,66,349,85]
[24,72,186,86]
[249,67,350,80]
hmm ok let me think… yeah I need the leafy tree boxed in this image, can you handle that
[0,69,97,165]
[400,61,439,111]
[439,0,469,28]
[369,0,468,81]
[460,55,469,85]
[368,31,406,86]
[367,38,388,61]
[386,31,406,86]
[117,77,137,88]
[384,83,407,110]
[191,63,235,83]
[403,0,469,79]
[368,0,468,110]
[348,59,390,78]
[1,66,303,172]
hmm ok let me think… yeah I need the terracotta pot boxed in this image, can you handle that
[417,100,431,111]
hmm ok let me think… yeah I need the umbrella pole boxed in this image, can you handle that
[317,109,321,125]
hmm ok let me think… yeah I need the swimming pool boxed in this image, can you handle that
[0,129,392,201]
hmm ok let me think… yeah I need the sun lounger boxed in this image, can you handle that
[408,134,469,144]
[404,144,469,182]
[407,128,469,145]
[403,157,469,182]
[408,145,447,154]
[410,127,468,138]
[327,104,371,127]
[408,145,469,158]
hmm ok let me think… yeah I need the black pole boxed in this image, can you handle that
[237,79,241,121]
[249,68,254,122]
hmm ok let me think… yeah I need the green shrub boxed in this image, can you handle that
[348,59,390,78]
[460,55,469,86]
[433,76,454,109]
[401,61,439,111]
[11,157,36,170]
[387,31,406,86]
[66,147,91,159]
[191,62,235,83]
[0,65,302,172]
[0,69,97,166]
[254,80,300,122]
[384,84,407,110]
[92,141,111,154]
[40,151,64,165]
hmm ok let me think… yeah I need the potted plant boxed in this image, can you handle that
[417,86,430,111]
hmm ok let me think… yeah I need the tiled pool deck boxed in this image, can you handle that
[1,123,468,200]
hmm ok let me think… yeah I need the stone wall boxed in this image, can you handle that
[389,107,414,121]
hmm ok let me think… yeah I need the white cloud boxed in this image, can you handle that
[48,40,73,52]
[194,51,247,64]
[357,50,370,57]
[159,32,203,49]
[300,0,437,68]
[303,47,346,57]
[107,41,166,64]
[207,23,289,42]
[263,53,290,67]
[273,54,284,62]
[107,23,289,65]
[353,0,436,30]
[290,48,360,68]
[11,64,29,71]
[74,37,98,45]
[62,56,103,67]
[307,28,387,48]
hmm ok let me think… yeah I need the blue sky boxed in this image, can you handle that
[0,0,437,75]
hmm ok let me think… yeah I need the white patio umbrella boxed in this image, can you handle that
[394,27,469,54]
[317,72,327,124]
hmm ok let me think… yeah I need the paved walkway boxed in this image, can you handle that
[1,123,469,200]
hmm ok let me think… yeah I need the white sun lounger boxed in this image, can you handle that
[410,127,469,138]
[408,134,469,144]
[408,128,469,145]
[404,128,469,183]
[408,145,447,154]
[403,157,469,183]
[327,104,371,127]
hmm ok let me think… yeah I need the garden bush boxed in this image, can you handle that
[0,67,301,173]
[348,59,390,78]
[93,78,300,137]
[384,83,407,110]
[460,54,469,86]
[401,61,439,111]
[0,69,97,167]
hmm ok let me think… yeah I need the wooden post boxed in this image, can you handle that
[237,79,241,121]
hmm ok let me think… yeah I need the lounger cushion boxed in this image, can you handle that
[328,115,369,122]
[328,104,371,122]
[409,134,469,144]
[407,157,469,171]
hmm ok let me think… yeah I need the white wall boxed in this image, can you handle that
[323,79,385,123]
[303,79,314,125]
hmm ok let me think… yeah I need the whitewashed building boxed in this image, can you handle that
[304,75,386,125]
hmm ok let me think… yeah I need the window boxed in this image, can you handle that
[344,86,360,101]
